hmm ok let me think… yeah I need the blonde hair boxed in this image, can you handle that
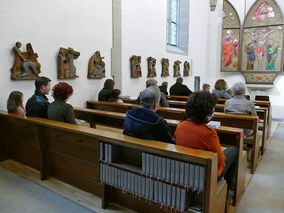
[214,79,227,90]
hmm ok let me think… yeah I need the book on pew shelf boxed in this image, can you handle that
[135,175,138,195]
[163,183,167,205]
[146,153,150,176]
[176,187,181,211]
[194,165,200,190]
[138,175,142,197]
[131,173,135,194]
[111,166,115,186]
[170,160,175,183]
[171,185,176,209]
[100,163,103,183]
[108,144,112,163]
[127,172,131,192]
[199,166,205,192]
[146,177,150,200]
[75,119,85,125]
[162,157,166,180]
[175,160,180,184]
[104,165,108,184]
[104,143,109,163]
[158,156,162,179]
[150,155,154,177]
[114,168,118,187]
[184,163,189,187]
[167,184,172,207]
[141,176,146,198]
[124,171,128,191]
[166,158,171,181]
[142,152,146,174]
[180,162,185,186]
[206,121,221,129]
[158,181,163,204]
[149,178,154,201]
[154,180,158,203]
[181,188,190,212]
[154,155,158,178]
[99,142,104,161]
[189,164,195,188]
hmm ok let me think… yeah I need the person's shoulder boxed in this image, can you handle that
[66,103,74,109]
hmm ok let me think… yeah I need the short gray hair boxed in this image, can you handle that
[231,82,246,95]
[140,86,161,108]
[146,79,158,88]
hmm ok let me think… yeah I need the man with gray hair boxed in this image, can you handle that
[224,82,257,136]
[137,79,169,107]
[124,86,174,144]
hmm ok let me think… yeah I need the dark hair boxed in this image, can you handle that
[176,77,183,84]
[161,82,168,88]
[7,91,23,113]
[35,76,51,91]
[104,79,114,90]
[214,79,227,90]
[52,82,73,101]
[109,89,121,102]
[185,91,217,124]
[202,83,210,90]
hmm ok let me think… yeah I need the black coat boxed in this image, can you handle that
[98,88,112,101]
[26,90,50,118]
[169,83,192,96]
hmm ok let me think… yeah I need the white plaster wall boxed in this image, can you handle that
[121,0,211,98]
[0,0,112,110]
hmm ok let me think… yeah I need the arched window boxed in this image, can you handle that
[167,0,189,54]
[241,0,283,84]
[221,0,240,72]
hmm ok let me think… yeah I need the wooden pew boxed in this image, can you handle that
[166,95,188,101]
[0,111,227,213]
[74,107,246,205]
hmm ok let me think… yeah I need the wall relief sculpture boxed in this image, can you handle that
[147,56,156,77]
[11,42,41,80]
[173,60,182,77]
[161,58,169,77]
[241,0,283,84]
[57,47,80,79]
[130,55,142,78]
[88,51,105,79]
[183,61,191,76]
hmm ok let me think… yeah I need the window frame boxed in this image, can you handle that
[167,0,180,47]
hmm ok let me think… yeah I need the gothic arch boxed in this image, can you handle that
[241,0,284,84]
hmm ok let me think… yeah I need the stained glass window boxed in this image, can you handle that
[253,2,275,20]
[167,0,179,46]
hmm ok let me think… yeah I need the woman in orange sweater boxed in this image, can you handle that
[174,91,238,197]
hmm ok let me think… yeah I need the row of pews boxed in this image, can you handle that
[0,95,272,213]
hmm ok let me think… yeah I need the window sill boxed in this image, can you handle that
[166,45,188,56]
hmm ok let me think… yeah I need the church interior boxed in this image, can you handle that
[0,0,284,212]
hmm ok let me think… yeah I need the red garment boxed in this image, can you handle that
[174,119,226,176]
[223,38,233,67]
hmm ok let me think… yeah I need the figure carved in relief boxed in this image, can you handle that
[161,58,169,77]
[88,51,105,78]
[147,57,156,77]
[244,40,256,70]
[130,55,142,78]
[11,42,41,80]
[173,60,182,77]
[223,30,239,67]
[58,47,80,79]
[266,39,280,70]
[183,61,190,76]
[244,26,282,70]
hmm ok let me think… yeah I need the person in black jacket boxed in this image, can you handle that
[158,82,168,95]
[124,86,174,144]
[98,79,114,101]
[169,77,192,96]
[25,76,51,118]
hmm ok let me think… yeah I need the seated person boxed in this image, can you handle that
[202,83,210,92]
[169,77,192,96]
[137,79,169,107]
[26,76,51,118]
[98,79,114,101]
[48,82,77,124]
[124,86,174,144]
[174,91,238,197]
[158,81,168,95]
[224,82,257,137]
[212,79,231,99]
[109,89,123,103]
[7,91,25,115]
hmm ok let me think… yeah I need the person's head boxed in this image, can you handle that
[231,82,246,96]
[202,83,211,92]
[7,91,24,113]
[161,82,168,89]
[185,91,217,124]
[146,79,158,88]
[52,82,73,102]
[111,89,121,101]
[15,42,22,48]
[35,76,51,95]
[214,79,227,90]
[140,86,161,112]
[104,79,114,90]
[176,77,183,84]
